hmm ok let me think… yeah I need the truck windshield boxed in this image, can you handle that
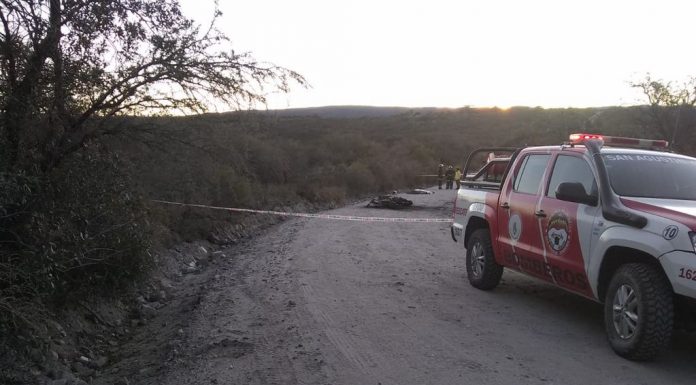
[603,153,696,200]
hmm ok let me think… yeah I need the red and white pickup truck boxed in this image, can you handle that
[451,133,696,361]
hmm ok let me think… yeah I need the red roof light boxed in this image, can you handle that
[568,133,668,150]
[569,133,603,143]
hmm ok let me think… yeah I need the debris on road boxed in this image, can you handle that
[405,189,435,194]
[366,194,413,209]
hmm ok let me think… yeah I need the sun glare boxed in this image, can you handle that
[178,0,696,109]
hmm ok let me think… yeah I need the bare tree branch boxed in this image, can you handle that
[0,0,306,171]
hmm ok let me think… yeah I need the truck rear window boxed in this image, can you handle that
[603,154,696,200]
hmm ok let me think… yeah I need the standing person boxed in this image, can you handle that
[445,165,454,189]
[437,163,444,189]
[454,167,462,189]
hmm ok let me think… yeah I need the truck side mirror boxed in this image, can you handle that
[556,182,598,206]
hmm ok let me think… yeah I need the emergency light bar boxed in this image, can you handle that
[568,133,669,150]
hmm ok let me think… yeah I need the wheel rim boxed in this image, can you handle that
[470,241,485,278]
[612,284,639,339]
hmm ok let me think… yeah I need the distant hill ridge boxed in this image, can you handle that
[250,105,624,120]
[259,105,440,119]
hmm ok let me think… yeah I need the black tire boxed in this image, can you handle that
[603,263,674,361]
[466,228,503,290]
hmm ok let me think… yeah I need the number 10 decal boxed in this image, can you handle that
[663,225,679,240]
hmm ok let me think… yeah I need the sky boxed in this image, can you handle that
[179,0,696,110]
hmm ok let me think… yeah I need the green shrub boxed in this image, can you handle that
[345,161,376,194]
[0,172,45,330]
[0,147,151,331]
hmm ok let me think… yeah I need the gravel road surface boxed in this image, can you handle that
[138,189,695,385]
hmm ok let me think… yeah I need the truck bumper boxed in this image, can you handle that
[451,223,464,243]
[660,250,696,298]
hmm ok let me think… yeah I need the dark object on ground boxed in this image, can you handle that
[406,189,434,195]
[367,195,413,209]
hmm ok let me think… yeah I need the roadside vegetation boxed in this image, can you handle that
[0,1,302,379]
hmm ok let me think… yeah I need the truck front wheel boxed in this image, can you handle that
[466,229,503,290]
[604,263,674,361]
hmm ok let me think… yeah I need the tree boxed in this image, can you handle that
[0,1,306,334]
[631,74,696,149]
[0,0,305,171]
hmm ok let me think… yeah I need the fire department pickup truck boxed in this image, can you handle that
[451,133,696,361]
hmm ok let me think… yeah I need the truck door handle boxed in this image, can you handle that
[535,210,547,218]
[501,202,510,209]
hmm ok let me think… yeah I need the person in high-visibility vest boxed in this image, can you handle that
[454,167,462,189]
[445,165,455,189]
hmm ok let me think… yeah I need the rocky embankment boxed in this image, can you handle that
[1,207,297,385]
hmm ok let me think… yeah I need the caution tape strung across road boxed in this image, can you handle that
[152,200,452,223]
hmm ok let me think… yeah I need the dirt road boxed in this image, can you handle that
[133,189,695,385]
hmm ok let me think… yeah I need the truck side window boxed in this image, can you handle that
[547,155,597,199]
[513,154,550,194]
[475,160,508,182]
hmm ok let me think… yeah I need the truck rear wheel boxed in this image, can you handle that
[603,263,673,361]
[466,229,503,290]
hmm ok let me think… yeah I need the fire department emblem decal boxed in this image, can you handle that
[509,213,522,242]
[547,212,570,253]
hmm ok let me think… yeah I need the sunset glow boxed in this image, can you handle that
[180,0,696,110]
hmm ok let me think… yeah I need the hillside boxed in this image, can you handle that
[100,105,675,242]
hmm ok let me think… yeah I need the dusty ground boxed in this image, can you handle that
[100,189,696,385]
